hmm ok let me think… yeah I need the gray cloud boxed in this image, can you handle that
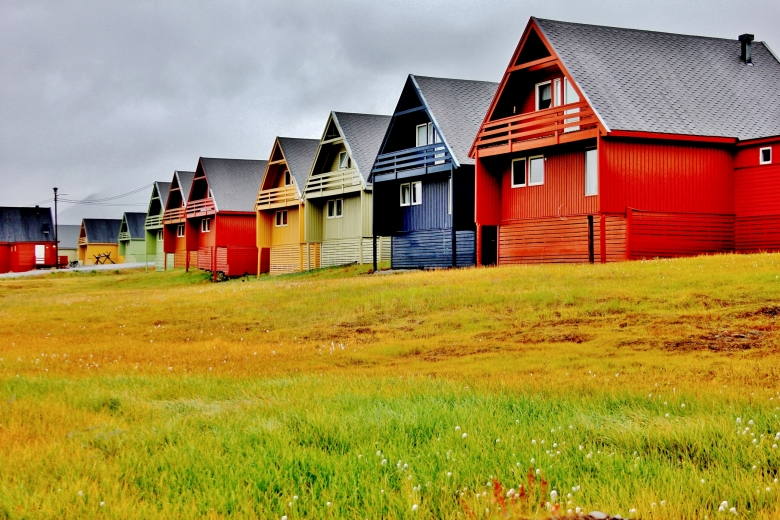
[1,0,777,223]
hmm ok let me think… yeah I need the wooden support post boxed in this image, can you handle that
[599,213,607,264]
[212,246,217,282]
[451,168,456,268]
[587,215,594,264]
[625,209,633,261]
[476,223,482,267]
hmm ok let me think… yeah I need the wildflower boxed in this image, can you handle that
[629,508,636,515]
[749,420,754,425]
[381,459,387,466]
[78,491,83,496]
[282,516,287,520]
[767,487,772,493]
[532,439,537,444]
[326,502,331,507]
[462,433,468,439]
[575,507,582,514]
[736,418,742,423]
[376,450,381,456]
[447,472,452,478]
[412,504,418,512]
[701,479,706,484]
[100,502,105,507]
[729,507,737,515]
[681,403,686,408]
[550,490,558,502]
[455,426,461,431]
[665,413,670,418]
[293,496,298,500]
[661,500,666,506]
[495,439,500,443]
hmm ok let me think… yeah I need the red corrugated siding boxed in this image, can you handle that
[601,139,733,214]
[736,216,780,252]
[11,243,56,272]
[216,214,256,247]
[0,244,10,273]
[734,140,780,217]
[500,149,599,221]
[627,210,734,259]
[475,157,502,226]
[196,222,215,248]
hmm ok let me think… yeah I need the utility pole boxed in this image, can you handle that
[53,187,59,268]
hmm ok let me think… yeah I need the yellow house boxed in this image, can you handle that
[78,218,122,265]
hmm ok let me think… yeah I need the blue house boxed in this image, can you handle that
[370,75,497,269]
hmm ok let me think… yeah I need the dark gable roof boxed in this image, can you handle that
[83,218,121,244]
[176,171,196,205]
[535,18,780,141]
[155,181,172,205]
[122,212,147,239]
[199,158,267,212]
[413,75,498,166]
[277,137,320,189]
[333,112,392,182]
[0,207,54,243]
[56,224,81,249]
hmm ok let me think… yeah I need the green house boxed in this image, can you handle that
[118,212,148,263]
[303,112,391,267]
[144,181,171,271]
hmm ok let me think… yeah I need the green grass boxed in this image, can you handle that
[1,254,780,518]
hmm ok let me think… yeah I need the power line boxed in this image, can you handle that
[22,182,154,207]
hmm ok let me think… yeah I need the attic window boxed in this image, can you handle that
[284,170,292,186]
[536,81,552,110]
[338,152,350,169]
[760,147,772,165]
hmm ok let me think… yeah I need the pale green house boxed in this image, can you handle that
[118,212,148,263]
[143,181,170,271]
[303,112,391,267]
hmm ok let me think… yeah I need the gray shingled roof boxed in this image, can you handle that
[82,219,121,244]
[535,18,780,141]
[198,158,267,212]
[177,171,196,205]
[56,224,80,249]
[0,207,54,243]
[333,112,392,182]
[413,75,498,166]
[121,212,147,239]
[155,181,171,207]
[277,137,320,190]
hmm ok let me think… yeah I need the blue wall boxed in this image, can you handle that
[401,178,451,232]
[391,229,475,269]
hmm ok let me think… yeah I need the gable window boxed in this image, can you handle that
[338,151,350,169]
[275,210,288,227]
[284,170,292,186]
[760,147,772,165]
[157,230,163,241]
[400,183,411,206]
[416,122,440,147]
[201,218,211,233]
[411,181,422,205]
[327,199,344,219]
[585,149,598,196]
[535,81,552,110]
[529,156,545,185]
[511,158,527,187]
[176,224,185,237]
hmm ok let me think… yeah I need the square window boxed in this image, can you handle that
[585,149,598,196]
[327,199,343,219]
[411,181,422,206]
[338,151,350,169]
[536,81,552,110]
[177,224,185,237]
[529,156,545,185]
[511,158,527,187]
[201,218,211,233]
[760,147,772,165]
[400,183,411,206]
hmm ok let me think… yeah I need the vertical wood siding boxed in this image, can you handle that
[323,194,362,240]
[0,244,10,273]
[304,200,324,243]
[165,253,175,271]
[155,250,165,272]
[9,243,56,271]
[215,214,257,247]
[627,210,734,259]
[391,229,475,269]
[197,246,259,276]
[401,178,451,232]
[475,158,502,226]
[601,139,733,214]
[270,206,301,246]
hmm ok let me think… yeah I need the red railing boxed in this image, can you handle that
[186,198,216,218]
[474,101,598,151]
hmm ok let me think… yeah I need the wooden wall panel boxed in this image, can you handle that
[391,229,474,269]
[735,216,780,253]
[271,206,301,246]
[216,214,256,247]
[601,139,733,214]
[627,210,734,259]
[475,157,502,226]
[0,244,11,273]
[321,238,361,267]
[499,217,592,264]
[304,200,324,243]
[401,178,451,232]
[735,164,780,216]
[323,194,362,240]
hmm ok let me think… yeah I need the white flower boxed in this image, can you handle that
[100,502,105,507]
[550,490,558,502]
[495,439,500,443]
[730,507,737,515]
[455,426,461,431]
[412,504,418,511]
[326,501,331,507]
[532,439,537,445]
[629,508,636,515]
[462,433,468,439]
[575,507,582,514]
[681,403,686,408]
[282,516,287,520]
[749,420,754,425]
[665,413,670,418]
[381,459,387,466]
[78,491,83,496]
[661,500,666,506]
[736,418,742,423]
[293,496,298,500]
[447,472,452,478]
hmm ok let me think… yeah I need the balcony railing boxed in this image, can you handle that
[78,237,87,246]
[186,198,216,218]
[304,168,363,197]
[118,232,131,241]
[256,185,299,209]
[145,214,163,229]
[371,143,451,179]
[473,101,598,153]
[163,207,186,224]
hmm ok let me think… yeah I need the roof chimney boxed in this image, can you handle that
[739,34,754,64]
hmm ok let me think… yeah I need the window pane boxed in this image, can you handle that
[537,83,552,110]
[401,184,410,205]
[761,148,772,163]
[416,125,428,147]
[282,211,287,225]
[564,78,580,104]
[529,157,544,185]
[336,199,343,216]
[585,149,598,196]
[512,159,526,186]
[412,182,422,205]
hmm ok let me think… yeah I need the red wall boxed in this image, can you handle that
[475,157,502,226]
[216,214,257,247]
[734,140,780,217]
[196,218,216,248]
[10,243,56,272]
[0,244,10,273]
[601,138,734,214]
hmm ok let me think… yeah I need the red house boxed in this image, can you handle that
[162,170,195,270]
[0,207,57,273]
[471,18,780,265]
[186,158,267,277]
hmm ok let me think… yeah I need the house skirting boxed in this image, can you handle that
[319,237,390,268]
[391,229,475,269]
[270,243,320,275]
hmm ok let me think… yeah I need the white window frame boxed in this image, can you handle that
[760,147,772,165]
[400,183,411,207]
[284,170,292,186]
[157,230,163,241]
[327,199,344,219]
[275,210,288,227]
[528,155,545,186]
[584,148,598,197]
[511,158,527,188]
[35,244,45,265]
[411,181,422,206]
[535,80,552,111]
[201,218,211,233]
[176,224,185,237]
[338,151,350,170]
[416,124,428,147]
[553,78,562,107]
[448,175,452,215]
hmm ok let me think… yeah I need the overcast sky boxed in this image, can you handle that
[1,0,778,223]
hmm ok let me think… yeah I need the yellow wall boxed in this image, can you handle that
[270,205,303,246]
[79,244,120,265]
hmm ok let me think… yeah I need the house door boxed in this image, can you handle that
[481,226,497,266]
[35,244,45,265]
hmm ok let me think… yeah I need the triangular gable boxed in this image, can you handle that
[164,171,194,211]
[79,221,87,242]
[259,138,298,193]
[303,112,367,193]
[469,17,605,157]
[188,159,213,207]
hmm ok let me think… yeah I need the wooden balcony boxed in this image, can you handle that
[118,232,131,241]
[256,186,299,210]
[473,101,600,157]
[78,237,87,246]
[371,143,452,182]
[163,207,186,224]
[186,198,216,218]
[145,214,163,230]
[304,168,363,198]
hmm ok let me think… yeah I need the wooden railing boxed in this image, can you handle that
[304,168,362,197]
[118,232,131,241]
[78,237,87,246]
[163,207,186,224]
[145,214,163,229]
[473,101,598,151]
[372,143,451,178]
[186,198,216,218]
[255,186,299,209]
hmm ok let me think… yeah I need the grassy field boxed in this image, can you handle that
[1,254,780,518]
